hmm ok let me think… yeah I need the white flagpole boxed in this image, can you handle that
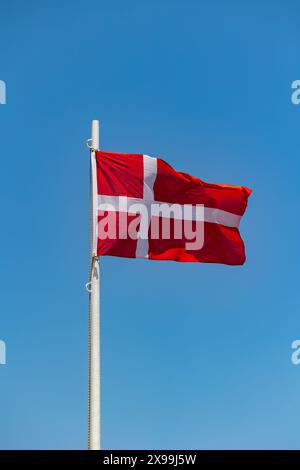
[88,119,100,450]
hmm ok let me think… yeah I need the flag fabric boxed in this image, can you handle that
[91,151,251,265]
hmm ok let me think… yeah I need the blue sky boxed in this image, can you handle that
[0,0,300,450]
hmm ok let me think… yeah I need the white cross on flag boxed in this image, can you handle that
[90,151,251,265]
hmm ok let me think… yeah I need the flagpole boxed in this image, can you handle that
[88,119,100,450]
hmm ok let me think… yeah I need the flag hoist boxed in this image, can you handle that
[87,120,100,450]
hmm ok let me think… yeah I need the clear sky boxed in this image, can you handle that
[0,0,300,450]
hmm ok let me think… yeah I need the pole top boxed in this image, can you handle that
[91,120,99,150]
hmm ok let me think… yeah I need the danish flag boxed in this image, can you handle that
[90,151,251,265]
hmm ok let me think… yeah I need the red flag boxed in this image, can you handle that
[92,151,251,265]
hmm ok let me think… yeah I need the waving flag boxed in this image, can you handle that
[91,151,251,265]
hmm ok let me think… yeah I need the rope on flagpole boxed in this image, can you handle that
[87,141,93,449]
[86,255,98,293]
